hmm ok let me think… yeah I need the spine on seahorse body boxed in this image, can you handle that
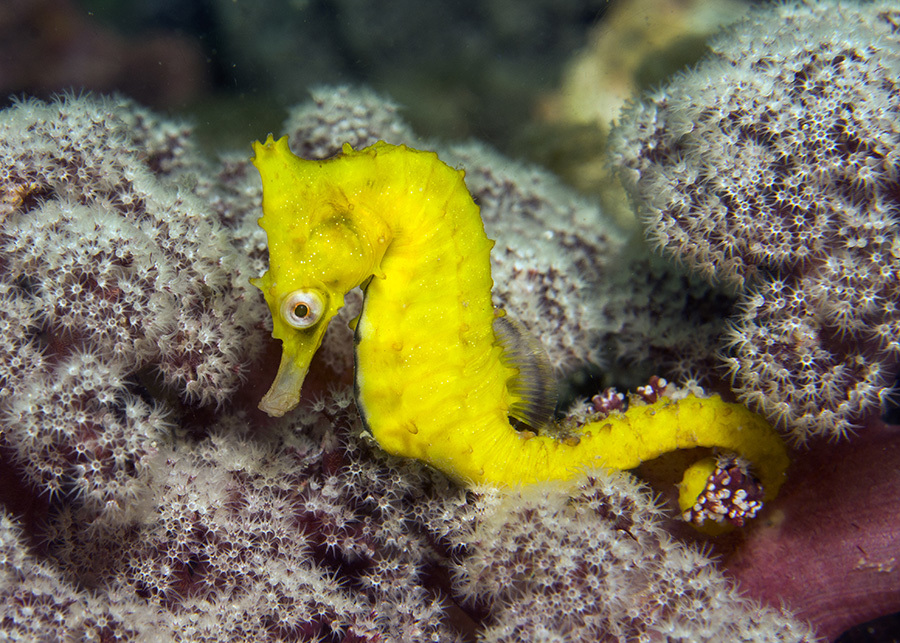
[251,137,789,526]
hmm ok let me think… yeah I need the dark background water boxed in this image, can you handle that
[0,0,611,152]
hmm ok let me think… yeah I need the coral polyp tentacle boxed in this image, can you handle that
[251,136,789,528]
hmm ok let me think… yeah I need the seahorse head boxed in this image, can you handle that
[251,136,391,416]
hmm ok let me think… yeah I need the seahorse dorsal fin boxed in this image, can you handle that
[493,315,558,431]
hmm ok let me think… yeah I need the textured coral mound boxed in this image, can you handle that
[611,0,900,442]
[0,96,263,521]
[4,388,815,642]
[437,474,812,642]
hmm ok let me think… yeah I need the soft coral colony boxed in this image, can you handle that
[4,0,896,640]
[0,96,261,524]
[610,0,900,443]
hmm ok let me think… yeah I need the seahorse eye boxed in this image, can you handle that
[281,289,325,329]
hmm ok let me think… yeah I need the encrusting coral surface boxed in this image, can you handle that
[610,0,900,443]
[0,91,818,641]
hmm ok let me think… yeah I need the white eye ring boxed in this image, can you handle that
[280,289,325,329]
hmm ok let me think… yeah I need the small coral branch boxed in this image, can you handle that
[680,454,764,529]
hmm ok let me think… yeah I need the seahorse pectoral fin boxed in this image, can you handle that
[259,350,309,417]
[493,316,558,431]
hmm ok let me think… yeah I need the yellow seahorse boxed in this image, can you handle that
[250,136,789,530]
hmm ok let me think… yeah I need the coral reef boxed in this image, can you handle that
[3,348,167,522]
[439,140,628,371]
[592,250,733,387]
[0,93,818,641]
[0,95,263,520]
[610,0,900,442]
[0,511,158,641]
[6,383,813,642]
[283,85,418,160]
[39,396,466,642]
[433,474,814,642]
[0,95,261,404]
